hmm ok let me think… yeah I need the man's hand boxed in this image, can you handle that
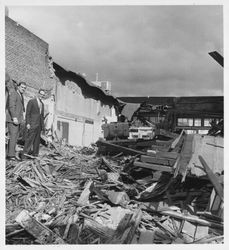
[12,117,19,125]
[26,124,31,130]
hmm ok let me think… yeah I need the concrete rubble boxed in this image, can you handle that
[5,131,223,244]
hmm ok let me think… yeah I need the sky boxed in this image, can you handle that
[7,4,223,97]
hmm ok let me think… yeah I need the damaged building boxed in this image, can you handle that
[5,12,224,245]
[5,15,117,147]
[118,96,223,135]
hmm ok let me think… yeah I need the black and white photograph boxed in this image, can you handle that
[2,0,227,246]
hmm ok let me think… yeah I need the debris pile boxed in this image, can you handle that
[6,132,224,244]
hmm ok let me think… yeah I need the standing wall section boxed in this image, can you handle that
[55,81,112,146]
[5,16,56,101]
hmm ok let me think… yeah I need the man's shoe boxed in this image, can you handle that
[15,155,22,161]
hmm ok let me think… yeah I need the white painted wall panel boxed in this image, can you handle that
[83,123,94,147]
[55,82,117,146]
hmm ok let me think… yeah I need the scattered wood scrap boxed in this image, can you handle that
[5,133,224,245]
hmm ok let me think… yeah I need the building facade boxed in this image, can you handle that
[118,96,223,135]
[55,80,116,146]
[5,15,116,147]
[5,15,56,102]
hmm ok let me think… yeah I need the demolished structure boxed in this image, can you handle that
[5,15,117,147]
[6,130,224,244]
[5,14,224,245]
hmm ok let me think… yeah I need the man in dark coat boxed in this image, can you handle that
[21,89,45,159]
[6,82,26,160]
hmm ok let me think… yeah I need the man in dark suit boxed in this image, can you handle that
[21,89,45,159]
[6,82,26,160]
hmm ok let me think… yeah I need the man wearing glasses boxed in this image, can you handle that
[6,82,27,160]
[20,89,45,160]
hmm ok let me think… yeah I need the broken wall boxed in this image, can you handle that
[55,81,116,146]
[5,16,56,100]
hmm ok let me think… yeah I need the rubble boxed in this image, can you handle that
[5,133,224,244]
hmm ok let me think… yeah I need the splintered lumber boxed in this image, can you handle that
[97,139,147,156]
[134,160,173,173]
[102,157,117,172]
[206,142,224,149]
[6,228,25,238]
[197,211,223,223]
[83,217,115,242]
[198,155,224,203]
[207,188,224,217]
[172,155,181,178]
[77,181,93,206]
[121,209,142,244]
[156,129,179,139]
[147,150,178,159]
[107,209,142,244]
[6,223,22,234]
[15,210,65,244]
[159,210,223,230]
[141,155,175,166]
[170,129,184,149]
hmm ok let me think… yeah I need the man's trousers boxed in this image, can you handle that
[22,126,41,156]
[7,122,20,157]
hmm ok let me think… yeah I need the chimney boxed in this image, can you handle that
[5,6,9,16]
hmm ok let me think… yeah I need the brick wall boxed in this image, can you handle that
[5,16,56,93]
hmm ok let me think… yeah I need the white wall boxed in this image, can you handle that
[55,81,116,146]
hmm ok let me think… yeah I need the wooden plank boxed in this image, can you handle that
[122,209,142,244]
[134,160,173,173]
[153,219,177,238]
[173,155,181,178]
[155,140,174,146]
[77,181,93,206]
[147,150,178,159]
[156,151,178,159]
[171,136,185,153]
[141,155,175,166]
[6,229,25,238]
[170,129,184,149]
[63,216,74,240]
[102,157,117,172]
[206,142,224,148]
[31,163,44,182]
[156,129,179,139]
[159,210,223,229]
[6,224,22,234]
[199,155,224,202]
[83,218,115,242]
[109,138,156,148]
[210,191,222,216]
[97,139,147,156]
[197,211,223,223]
